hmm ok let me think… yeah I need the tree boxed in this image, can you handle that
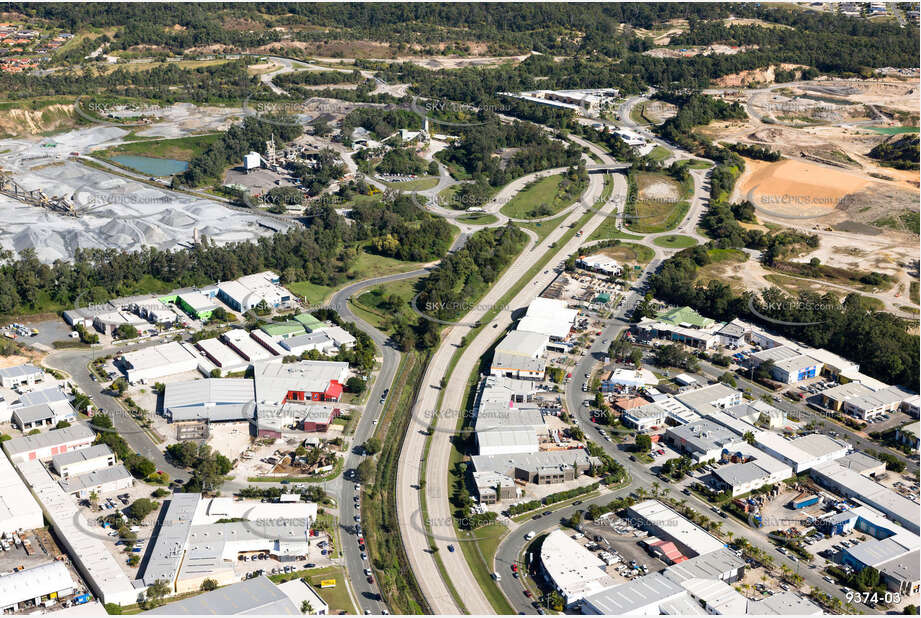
[301,600,314,614]
[630,347,643,368]
[201,579,218,591]
[346,376,366,394]
[110,377,127,396]
[104,604,123,614]
[89,490,99,508]
[427,160,439,176]
[145,579,170,607]
[635,434,652,453]
[743,431,756,446]
[115,324,139,340]
[55,419,71,429]
[718,371,737,387]
[547,591,564,612]
[127,554,140,567]
[356,459,375,483]
[127,498,158,522]
[364,438,381,455]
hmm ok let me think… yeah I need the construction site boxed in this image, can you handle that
[0,125,286,263]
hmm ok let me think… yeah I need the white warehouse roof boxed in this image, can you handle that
[539,530,616,604]
[0,561,75,609]
[0,451,43,536]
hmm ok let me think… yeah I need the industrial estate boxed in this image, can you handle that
[0,3,918,618]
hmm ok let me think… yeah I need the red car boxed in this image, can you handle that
[357,536,364,544]
[511,564,518,572]
[524,590,533,599]
[367,575,374,584]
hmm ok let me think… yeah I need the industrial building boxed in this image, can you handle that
[0,450,43,536]
[754,431,849,474]
[581,572,689,615]
[896,421,920,450]
[52,444,116,479]
[196,337,249,372]
[712,451,792,497]
[59,464,134,499]
[163,378,255,422]
[621,402,666,431]
[576,254,621,276]
[675,383,743,414]
[471,470,519,504]
[16,459,139,606]
[627,500,725,558]
[601,368,657,389]
[278,331,337,356]
[0,561,76,613]
[221,328,276,363]
[810,461,920,534]
[3,423,95,464]
[174,291,220,321]
[144,576,299,615]
[750,346,821,383]
[489,352,546,381]
[470,449,600,498]
[13,386,69,408]
[117,341,203,384]
[217,271,292,313]
[253,360,348,404]
[260,321,307,340]
[0,362,43,389]
[92,310,152,337]
[141,494,318,594]
[841,385,912,420]
[11,399,77,431]
[539,530,617,606]
[276,578,329,615]
[494,330,549,360]
[517,297,579,341]
[664,419,740,463]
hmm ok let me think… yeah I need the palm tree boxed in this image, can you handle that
[651,481,660,497]
[89,490,99,509]
[300,600,313,614]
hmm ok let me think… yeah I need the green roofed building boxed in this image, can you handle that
[259,321,305,339]
[656,306,714,329]
[292,313,327,332]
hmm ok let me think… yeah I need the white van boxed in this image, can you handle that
[525,531,536,541]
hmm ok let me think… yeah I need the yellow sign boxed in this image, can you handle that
[319,579,336,588]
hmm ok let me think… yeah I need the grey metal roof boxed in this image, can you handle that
[675,383,739,411]
[0,363,42,379]
[470,449,599,476]
[490,351,546,373]
[140,493,201,586]
[714,461,772,487]
[52,444,113,469]
[662,548,745,583]
[878,549,920,585]
[143,576,298,615]
[59,464,132,494]
[14,387,68,407]
[582,572,685,614]
[164,378,255,422]
[3,423,95,456]
[12,403,59,424]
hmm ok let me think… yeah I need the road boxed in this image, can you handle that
[395,167,626,614]
[44,343,188,482]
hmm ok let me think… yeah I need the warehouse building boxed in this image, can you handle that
[163,378,255,422]
[539,530,616,606]
[581,573,689,615]
[12,399,77,431]
[221,328,276,363]
[142,494,318,594]
[144,576,298,615]
[517,297,579,341]
[471,470,519,504]
[217,271,292,313]
[118,341,203,384]
[0,451,43,536]
[0,363,43,389]
[13,386,69,408]
[896,421,920,450]
[279,331,337,356]
[713,452,792,497]
[254,360,348,404]
[276,578,329,615]
[52,444,116,479]
[810,461,920,534]
[3,423,95,464]
[576,254,621,276]
[675,383,742,413]
[755,431,849,474]
[16,459,140,606]
[494,330,549,359]
[627,500,726,558]
[622,402,666,431]
[175,291,220,321]
[664,420,740,463]
[260,321,307,340]
[299,405,340,432]
[836,451,886,477]
[489,352,546,381]
[0,561,76,613]
[470,449,600,487]
[92,310,152,337]
[59,464,134,499]
[842,386,912,420]
[195,337,248,372]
